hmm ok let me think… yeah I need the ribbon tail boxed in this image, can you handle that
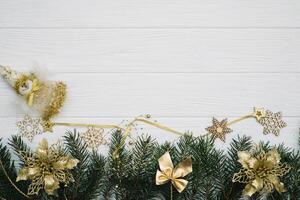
[172,179,188,193]
[27,94,34,107]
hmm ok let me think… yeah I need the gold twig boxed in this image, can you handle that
[53,122,124,130]
[0,159,30,199]
[227,114,254,126]
[170,183,173,200]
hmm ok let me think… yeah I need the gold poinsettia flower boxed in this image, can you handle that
[16,139,79,195]
[233,149,291,197]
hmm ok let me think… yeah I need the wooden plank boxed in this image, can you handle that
[0,29,299,72]
[0,0,299,27]
[0,117,298,149]
[0,73,299,117]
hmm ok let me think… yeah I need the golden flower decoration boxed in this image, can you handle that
[206,118,232,142]
[156,152,192,193]
[232,149,291,197]
[16,139,79,195]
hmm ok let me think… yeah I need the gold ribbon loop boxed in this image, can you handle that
[156,152,192,193]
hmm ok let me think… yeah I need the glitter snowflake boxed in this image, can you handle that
[258,110,287,136]
[16,115,43,142]
[80,127,107,149]
[206,118,232,142]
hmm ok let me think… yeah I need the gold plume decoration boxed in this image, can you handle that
[156,152,192,199]
[232,149,291,197]
[16,139,79,195]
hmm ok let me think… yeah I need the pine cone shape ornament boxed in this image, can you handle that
[0,66,66,122]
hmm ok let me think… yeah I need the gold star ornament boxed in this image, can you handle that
[16,115,43,142]
[257,110,287,136]
[233,149,291,197]
[253,107,266,121]
[80,127,107,149]
[206,118,232,142]
[16,139,79,195]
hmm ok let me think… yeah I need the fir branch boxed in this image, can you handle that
[125,135,158,199]
[64,129,91,199]
[8,135,32,164]
[220,135,253,200]
[0,138,28,200]
[83,151,106,200]
[106,129,131,200]
[181,135,224,200]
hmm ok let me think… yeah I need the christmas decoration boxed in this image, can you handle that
[16,138,79,195]
[0,66,67,122]
[16,115,43,141]
[257,110,287,136]
[80,127,107,149]
[205,118,232,142]
[0,65,298,199]
[156,152,192,193]
[0,131,298,200]
[232,149,291,197]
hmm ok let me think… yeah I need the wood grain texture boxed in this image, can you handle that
[0,0,299,28]
[0,73,299,117]
[0,29,299,72]
[0,1,299,149]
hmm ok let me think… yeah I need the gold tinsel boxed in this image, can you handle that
[232,149,291,197]
[16,139,79,195]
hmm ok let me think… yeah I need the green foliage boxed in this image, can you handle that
[220,136,253,200]
[0,130,299,200]
[0,138,28,200]
[63,130,106,200]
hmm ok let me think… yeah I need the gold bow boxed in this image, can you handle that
[156,152,192,193]
[25,78,41,106]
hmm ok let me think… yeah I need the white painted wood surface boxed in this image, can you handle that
[0,0,299,150]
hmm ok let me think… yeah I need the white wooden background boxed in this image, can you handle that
[0,0,299,150]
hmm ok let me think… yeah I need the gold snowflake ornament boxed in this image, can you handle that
[257,110,287,136]
[80,127,107,149]
[206,118,232,142]
[16,115,43,142]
